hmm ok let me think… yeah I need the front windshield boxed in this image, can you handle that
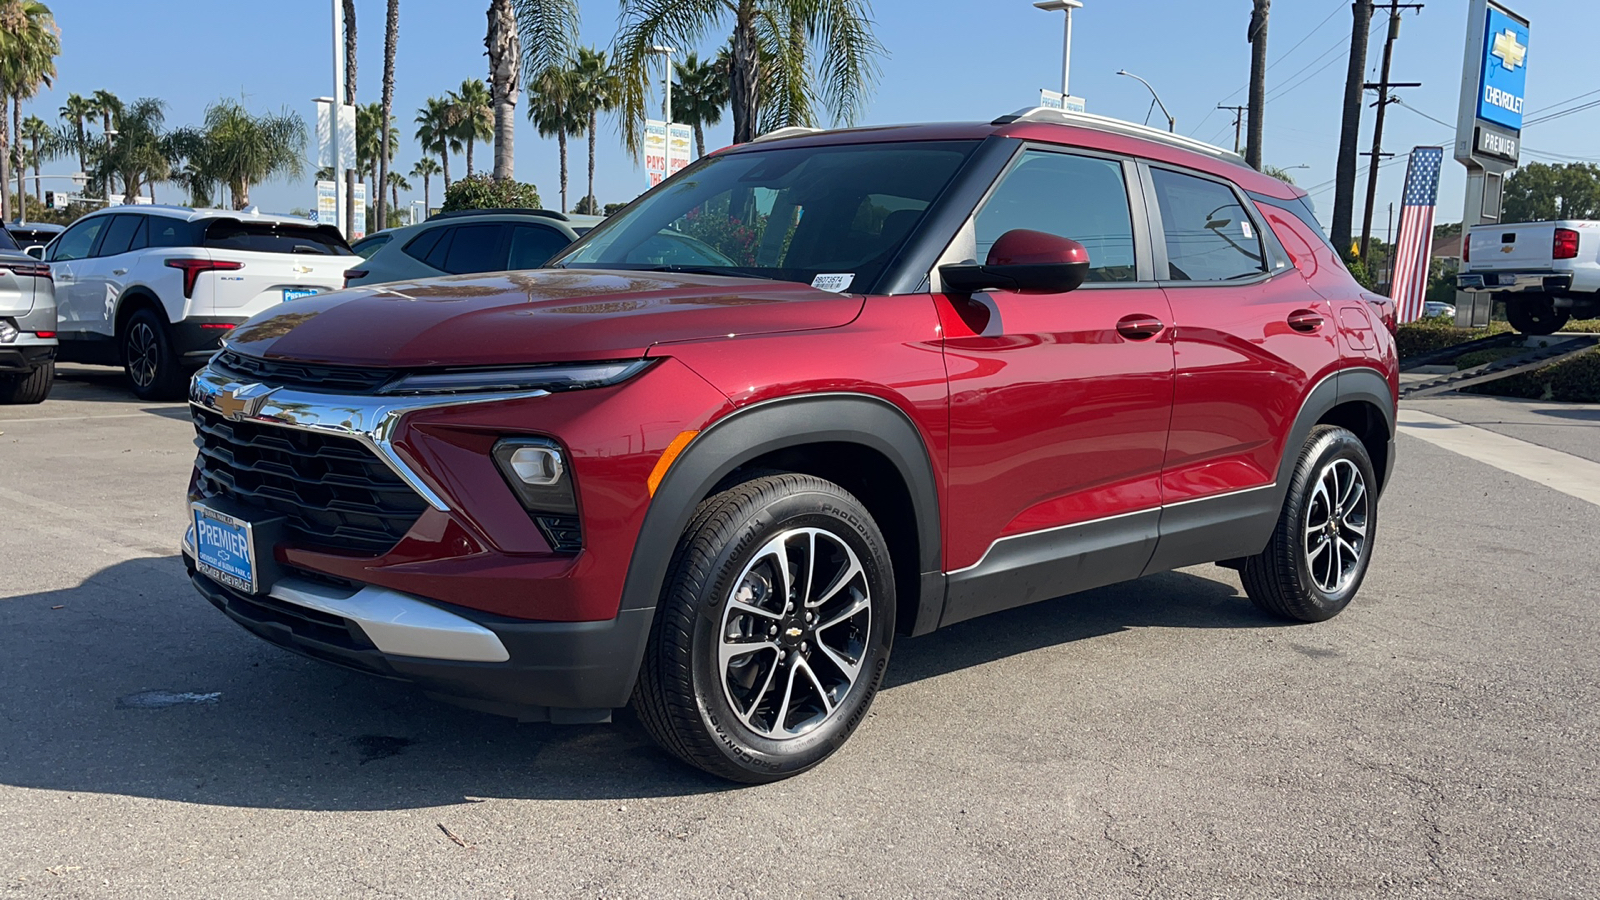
[555,140,977,292]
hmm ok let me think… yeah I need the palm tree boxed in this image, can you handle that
[414,96,459,189]
[58,91,91,173]
[93,97,169,203]
[182,99,306,210]
[410,157,440,213]
[20,113,49,201]
[0,0,60,220]
[376,0,399,228]
[571,47,619,217]
[672,52,728,159]
[356,101,397,220]
[613,0,882,147]
[88,88,121,198]
[447,79,493,177]
[527,63,583,212]
[386,170,410,226]
[485,0,579,181]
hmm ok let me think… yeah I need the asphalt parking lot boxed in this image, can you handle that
[4,365,1600,899]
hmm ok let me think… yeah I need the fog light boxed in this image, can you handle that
[508,445,565,485]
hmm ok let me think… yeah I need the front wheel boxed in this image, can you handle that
[631,473,896,783]
[122,309,186,401]
[1504,296,1569,336]
[1242,426,1378,622]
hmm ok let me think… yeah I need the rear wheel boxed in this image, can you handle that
[1504,296,1569,335]
[631,473,895,783]
[1242,426,1377,623]
[0,362,52,404]
[122,309,186,401]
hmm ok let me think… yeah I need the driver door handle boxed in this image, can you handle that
[1116,314,1165,341]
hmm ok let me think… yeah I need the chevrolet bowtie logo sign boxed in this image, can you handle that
[212,383,276,421]
[1491,29,1526,71]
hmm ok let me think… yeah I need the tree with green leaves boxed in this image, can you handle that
[613,0,883,147]
[571,47,619,217]
[486,0,578,182]
[527,63,583,212]
[672,51,728,158]
[386,170,410,227]
[92,97,168,203]
[415,95,459,189]
[410,156,440,213]
[0,0,60,220]
[88,88,120,198]
[357,101,398,220]
[448,78,493,178]
[1502,162,1600,224]
[20,113,48,201]
[57,91,91,172]
[376,0,399,230]
[174,99,305,210]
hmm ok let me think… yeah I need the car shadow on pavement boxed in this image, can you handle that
[0,557,1276,810]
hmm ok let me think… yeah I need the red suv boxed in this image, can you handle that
[183,109,1398,782]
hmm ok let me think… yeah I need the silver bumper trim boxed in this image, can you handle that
[189,366,548,512]
[270,575,511,663]
[1456,271,1573,293]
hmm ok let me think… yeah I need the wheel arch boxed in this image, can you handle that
[113,287,168,336]
[619,393,945,640]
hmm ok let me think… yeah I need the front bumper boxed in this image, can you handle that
[187,557,651,719]
[1456,271,1573,294]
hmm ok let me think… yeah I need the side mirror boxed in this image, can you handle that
[24,245,44,260]
[939,229,1090,295]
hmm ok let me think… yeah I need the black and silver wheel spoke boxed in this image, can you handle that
[1302,458,1368,594]
[720,527,871,739]
[128,324,157,387]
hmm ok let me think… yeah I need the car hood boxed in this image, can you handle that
[224,269,865,367]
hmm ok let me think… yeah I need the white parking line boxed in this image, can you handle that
[1398,407,1600,508]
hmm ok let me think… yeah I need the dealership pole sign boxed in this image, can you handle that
[1454,0,1528,170]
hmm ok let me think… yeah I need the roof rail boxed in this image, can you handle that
[750,125,825,144]
[426,208,570,222]
[994,107,1249,167]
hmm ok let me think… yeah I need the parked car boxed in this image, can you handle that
[1422,300,1455,318]
[1457,219,1600,333]
[343,209,579,287]
[0,225,56,404]
[8,222,64,258]
[184,108,1400,782]
[46,206,356,399]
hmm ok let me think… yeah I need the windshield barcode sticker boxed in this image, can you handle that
[811,273,855,293]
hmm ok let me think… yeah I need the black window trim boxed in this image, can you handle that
[1137,160,1290,288]
[930,139,1160,291]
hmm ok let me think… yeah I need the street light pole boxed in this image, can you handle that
[1033,0,1084,97]
[650,45,677,121]
[1116,70,1174,133]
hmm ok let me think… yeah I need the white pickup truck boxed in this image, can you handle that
[1456,220,1600,334]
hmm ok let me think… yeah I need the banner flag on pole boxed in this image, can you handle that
[1391,146,1445,323]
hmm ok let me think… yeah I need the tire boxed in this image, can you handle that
[122,309,186,401]
[0,362,53,404]
[1504,297,1569,336]
[631,473,896,783]
[1242,425,1377,623]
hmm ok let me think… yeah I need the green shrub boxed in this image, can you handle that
[1562,318,1600,333]
[1466,347,1600,403]
[440,174,542,212]
[1395,318,1507,358]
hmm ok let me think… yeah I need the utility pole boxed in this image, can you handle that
[1331,1,1372,256]
[1358,0,1422,262]
[1245,0,1270,169]
[1217,104,1247,154]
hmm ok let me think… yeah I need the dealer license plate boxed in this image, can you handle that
[192,503,259,594]
[283,288,319,302]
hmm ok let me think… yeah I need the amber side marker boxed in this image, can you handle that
[647,431,700,496]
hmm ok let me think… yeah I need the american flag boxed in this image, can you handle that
[1390,146,1445,323]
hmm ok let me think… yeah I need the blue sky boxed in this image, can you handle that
[25,0,1599,231]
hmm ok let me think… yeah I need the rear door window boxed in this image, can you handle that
[203,221,354,255]
[1150,168,1267,282]
[94,215,145,257]
[507,225,570,269]
[439,224,506,274]
[973,150,1138,282]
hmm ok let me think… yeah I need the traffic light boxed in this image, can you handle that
[44,191,56,210]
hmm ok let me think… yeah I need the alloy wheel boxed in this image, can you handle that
[718,527,872,739]
[1303,458,1368,594]
[127,322,158,388]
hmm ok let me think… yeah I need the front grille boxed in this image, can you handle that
[212,349,398,394]
[192,407,428,555]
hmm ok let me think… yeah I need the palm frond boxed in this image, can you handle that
[611,0,730,150]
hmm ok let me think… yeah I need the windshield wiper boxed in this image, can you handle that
[634,265,770,280]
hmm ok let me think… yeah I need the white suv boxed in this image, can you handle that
[46,207,357,399]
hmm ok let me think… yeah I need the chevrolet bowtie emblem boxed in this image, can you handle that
[212,382,277,421]
[1491,29,1526,71]
[292,264,313,274]
[785,627,804,638]
[1501,245,1514,253]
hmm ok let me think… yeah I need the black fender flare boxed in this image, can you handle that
[617,393,945,631]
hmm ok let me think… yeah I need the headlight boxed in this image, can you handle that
[379,360,651,396]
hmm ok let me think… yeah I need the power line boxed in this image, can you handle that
[1525,99,1600,128]
[1526,88,1600,118]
